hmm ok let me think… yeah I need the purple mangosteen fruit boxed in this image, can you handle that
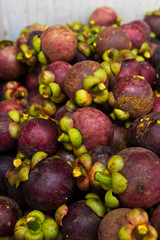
[94,26,131,58]
[117,147,160,209]
[0,46,27,82]
[0,99,24,113]
[0,111,17,153]
[58,107,114,154]
[61,200,102,240]
[151,204,160,237]
[64,60,109,106]
[120,23,146,49]
[144,10,160,38]
[127,111,160,156]
[98,207,158,240]
[113,75,154,118]
[22,157,75,213]
[18,117,59,157]
[88,6,118,26]
[0,196,22,238]
[40,25,77,63]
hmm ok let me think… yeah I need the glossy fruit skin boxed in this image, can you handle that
[0,46,27,82]
[94,26,130,57]
[72,107,114,150]
[22,157,75,213]
[117,60,141,81]
[118,147,160,209]
[64,60,108,99]
[40,25,77,63]
[144,14,160,38]
[98,208,131,240]
[0,196,22,237]
[18,117,59,157]
[127,111,160,156]
[62,200,101,240]
[113,75,154,118]
[131,20,151,39]
[0,112,17,153]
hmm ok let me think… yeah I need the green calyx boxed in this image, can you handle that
[94,155,128,209]
[118,208,158,240]
[14,210,59,240]
[58,116,84,153]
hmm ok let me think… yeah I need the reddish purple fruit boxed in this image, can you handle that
[0,100,24,113]
[46,61,72,93]
[22,157,75,212]
[89,6,118,26]
[131,20,151,39]
[72,107,114,150]
[40,25,77,63]
[118,147,160,209]
[0,46,27,82]
[18,117,59,157]
[94,26,130,57]
[0,196,22,238]
[151,204,160,237]
[113,75,154,118]
[120,23,146,49]
[144,11,160,38]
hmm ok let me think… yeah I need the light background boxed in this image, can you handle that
[0,0,159,40]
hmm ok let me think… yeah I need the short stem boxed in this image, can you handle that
[133,224,148,240]
[94,171,112,187]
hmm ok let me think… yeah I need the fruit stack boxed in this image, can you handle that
[0,5,160,240]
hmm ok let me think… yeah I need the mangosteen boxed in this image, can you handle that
[61,200,102,240]
[113,75,154,118]
[22,157,75,213]
[40,25,77,63]
[88,6,118,26]
[94,26,130,58]
[0,196,22,238]
[117,147,160,209]
[17,117,59,158]
[144,10,160,38]
[0,99,24,113]
[0,46,27,82]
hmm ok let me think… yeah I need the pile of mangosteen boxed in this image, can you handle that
[1,5,160,240]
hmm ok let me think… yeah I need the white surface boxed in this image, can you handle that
[0,0,160,41]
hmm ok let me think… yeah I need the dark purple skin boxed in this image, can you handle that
[46,61,72,93]
[0,196,22,237]
[117,60,141,81]
[150,204,160,237]
[140,61,155,86]
[0,46,27,82]
[118,147,160,209]
[0,112,17,153]
[0,100,24,113]
[120,23,146,49]
[0,152,15,195]
[72,107,114,151]
[6,182,29,209]
[113,75,154,118]
[127,111,160,156]
[152,45,160,69]
[110,123,128,151]
[144,14,160,38]
[26,30,43,47]
[54,104,74,121]
[94,26,130,58]
[40,25,78,63]
[98,208,131,240]
[151,97,160,112]
[89,6,117,26]
[89,145,118,166]
[61,200,102,240]
[18,117,59,157]
[131,20,151,39]
[22,157,75,213]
